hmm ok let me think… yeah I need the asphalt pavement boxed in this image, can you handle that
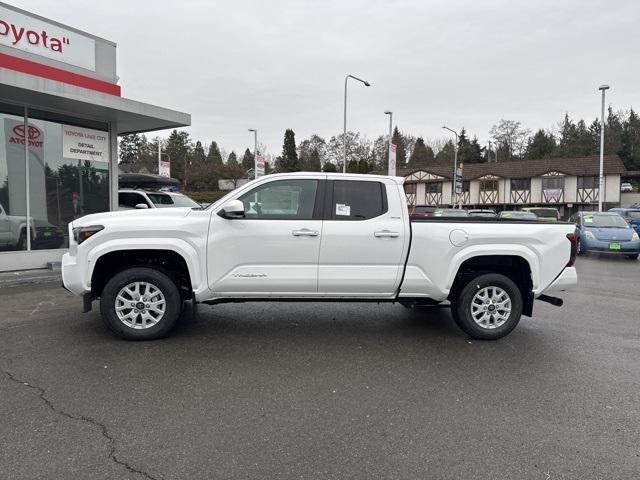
[0,255,639,479]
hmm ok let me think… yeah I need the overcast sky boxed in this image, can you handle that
[17,0,640,158]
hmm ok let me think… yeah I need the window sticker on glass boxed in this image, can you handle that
[336,204,351,216]
[583,214,593,223]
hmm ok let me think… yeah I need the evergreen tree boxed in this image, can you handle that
[407,137,435,168]
[457,129,483,164]
[620,108,640,170]
[467,137,484,163]
[164,130,192,187]
[322,162,337,172]
[207,141,223,167]
[119,133,144,165]
[241,148,254,171]
[527,129,556,159]
[276,129,301,172]
[435,140,456,166]
[188,141,209,191]
[307,148,322,171]
[391,126,407,165]
[604,107,624,157]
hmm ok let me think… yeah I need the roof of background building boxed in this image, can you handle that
[398,155,626,181]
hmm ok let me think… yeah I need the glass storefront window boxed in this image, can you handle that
[27,111,109,250]
[0,103,110,254]
[0,103,27,252]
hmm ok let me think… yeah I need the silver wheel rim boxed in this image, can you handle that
[115,281,166,329]
[470,286,511,330]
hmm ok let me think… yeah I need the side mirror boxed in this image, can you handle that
[135,203,149,209]
[219,199,245,219]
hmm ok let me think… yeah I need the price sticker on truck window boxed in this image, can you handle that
[336,204,351,216]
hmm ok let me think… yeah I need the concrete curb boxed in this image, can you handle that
[0,268,62,288]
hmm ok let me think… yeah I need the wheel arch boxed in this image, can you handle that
[448,254,535,317]
[88,244,201,300]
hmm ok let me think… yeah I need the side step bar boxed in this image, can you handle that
[537,294,563,307]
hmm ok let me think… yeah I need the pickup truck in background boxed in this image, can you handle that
[62,173,578,341]
[0,202,33,250]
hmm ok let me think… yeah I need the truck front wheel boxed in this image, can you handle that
[100,267,182,340]
[451,273,523,340]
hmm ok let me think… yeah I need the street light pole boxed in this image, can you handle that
[343,74,371,173]
[442,126,459,207]
[384,111,393,175]
[249,128,258,177]
[598,84,610,212]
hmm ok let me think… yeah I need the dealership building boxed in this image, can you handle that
[0,3,190,271]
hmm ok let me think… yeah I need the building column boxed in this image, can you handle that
[108,122,118,211]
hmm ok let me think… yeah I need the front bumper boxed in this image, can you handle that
[61,252,89,296]
[582,238,640,254]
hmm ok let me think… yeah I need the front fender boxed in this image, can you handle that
[86,238,205,293]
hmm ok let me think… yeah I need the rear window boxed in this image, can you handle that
[330,180,387,220]
[529,208,558,218]
[147,193,200,208]
[627,211,640,219]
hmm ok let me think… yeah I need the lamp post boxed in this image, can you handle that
[343,74,371,173]
[384,110,393,175]
[598,84,609,212]
[248,128,258,177]
[442,126,459,206]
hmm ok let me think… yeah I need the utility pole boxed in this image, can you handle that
[343,74,371,173]
[598,84,610,212]
[384,111,394,175]
[249,129,258,178]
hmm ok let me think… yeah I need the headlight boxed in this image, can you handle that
[72,225,104,244]
[632,232,639,241]
[584,231,595,239]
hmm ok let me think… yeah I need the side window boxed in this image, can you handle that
[238,179,318,220]
[119,192,146,208]
[330,180,387,220]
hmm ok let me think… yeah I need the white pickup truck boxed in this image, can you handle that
[62,173,578,341]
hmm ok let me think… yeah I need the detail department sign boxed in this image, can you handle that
[62,125,108,162]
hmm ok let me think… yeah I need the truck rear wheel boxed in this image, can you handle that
[451,273,522,340]
[100,267,182,340]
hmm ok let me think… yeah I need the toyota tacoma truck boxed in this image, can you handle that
[62,173,578,341]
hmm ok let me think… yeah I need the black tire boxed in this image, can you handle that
[451,273,523,340]
[628,254,639,260]
[100,267,181,340]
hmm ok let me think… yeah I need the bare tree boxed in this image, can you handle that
[489,119,531,160]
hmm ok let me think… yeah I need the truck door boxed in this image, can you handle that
[317,179,408,296]
[207,178,324,295]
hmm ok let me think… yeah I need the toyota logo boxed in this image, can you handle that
[13,124,41,140]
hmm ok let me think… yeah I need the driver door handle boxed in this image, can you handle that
[292,229,319,237]
[374,230,399,238]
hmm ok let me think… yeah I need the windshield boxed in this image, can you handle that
[582,214,629,228]
[147,193,201,209]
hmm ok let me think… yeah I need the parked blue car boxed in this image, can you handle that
[569,212,640,259]
[608,208,640,235]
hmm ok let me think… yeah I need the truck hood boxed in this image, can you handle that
[72,207,194,228]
